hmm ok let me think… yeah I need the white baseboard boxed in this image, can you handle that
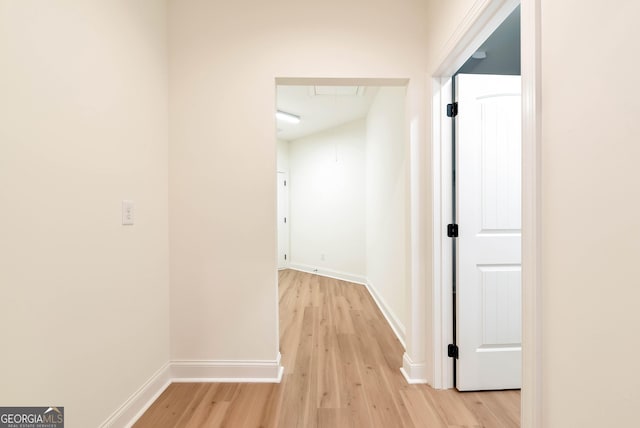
[288,263,366,285]
[400,352,428,384]
[364,279,406,348]
[171,353,284,383]
[101,354,284,427]
[100,362,172,428]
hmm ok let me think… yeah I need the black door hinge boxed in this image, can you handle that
[448,344,459,359]
[447,224,458,238]
[447,102,458,118]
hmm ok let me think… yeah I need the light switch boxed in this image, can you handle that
[122,200,134,225]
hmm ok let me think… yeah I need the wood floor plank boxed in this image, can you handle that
[335,333,375,428]
[134,270,520,428]
[217,383,275,427]
[425,388,482,427]
[182,385,230,428]
[258,380,285,428]
[317,408,353,428]
[171,383,210,427]
[135,383,203,428]
[456,392,506,428]
[459,390,521,428]
[400,387,446,428]
[277,374,306,427]
[316,320,341,408]
[358,363,404,428]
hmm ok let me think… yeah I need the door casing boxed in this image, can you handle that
[277,171,289,269]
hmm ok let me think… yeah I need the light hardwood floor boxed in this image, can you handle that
[135,269,520,427]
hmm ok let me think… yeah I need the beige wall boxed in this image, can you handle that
[168,0,431,364]
[425,0,640,426]
[0,1,170,427]
[540,2,640,426]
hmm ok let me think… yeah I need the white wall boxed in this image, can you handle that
[0,1,169,427]
[425,0,640,426]
[277,139,289,172]
[366,87,408,340]
[289,120,367,280]
[168,0,430,370]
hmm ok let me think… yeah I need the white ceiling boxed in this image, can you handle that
[276,85,379,141]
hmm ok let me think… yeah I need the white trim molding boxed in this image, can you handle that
[288,263,366,285]
[171,353,284,383]
[520,0,542,426]
[400,352,428,384]
[99,363,172,428]
[365,280,406,348]
[431,75,455,390]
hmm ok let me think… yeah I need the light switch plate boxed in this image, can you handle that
[122,200,134,225]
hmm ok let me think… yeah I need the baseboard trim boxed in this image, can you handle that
[171,353,284,383]
[101,354,284,427]
[400,352,428,384]
[99,362,171,428]
[364,279,406,348]
[288,263,366,285]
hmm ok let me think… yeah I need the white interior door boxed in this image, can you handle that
[456,74,522,391]
[277,172,290,269]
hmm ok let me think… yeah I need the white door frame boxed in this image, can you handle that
[430,0,541,427]
[277,171,290,270]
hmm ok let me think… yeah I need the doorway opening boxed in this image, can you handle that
[274,77,410,375]
[451,5,522,391]
[431,0,541,425]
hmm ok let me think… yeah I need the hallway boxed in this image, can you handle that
[135,270,519,427]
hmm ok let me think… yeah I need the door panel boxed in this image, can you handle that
[480,95,522,232]
[456,74,522,391]
[479,265,521,346]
